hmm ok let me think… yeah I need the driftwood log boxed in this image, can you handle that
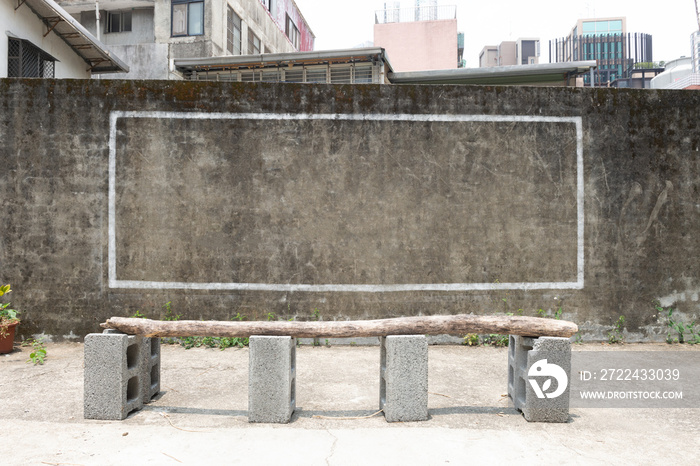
[101,315,578,338]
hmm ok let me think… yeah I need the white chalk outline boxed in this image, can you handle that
[108,111,584,292]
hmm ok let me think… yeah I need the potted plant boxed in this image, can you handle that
[0,284,20,354]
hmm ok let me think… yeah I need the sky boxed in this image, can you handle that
[293,0,699,66]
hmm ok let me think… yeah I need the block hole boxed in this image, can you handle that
[517,375,527,407]
[126,376,140,403]
[290,378,296,407]
[150,363,160,388]
[126,343,139,370]
[509,336,515,357]
[151,339,159,357]
[508,364,514,387]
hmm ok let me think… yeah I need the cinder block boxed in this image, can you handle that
[508,335,571,423]
[84,331,160,420]
[248,336,296,423]
[380,335,428,422]
[84,332,145,420]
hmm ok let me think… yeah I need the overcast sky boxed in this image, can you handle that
[294,0,699,66]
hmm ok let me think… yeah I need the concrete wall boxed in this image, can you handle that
[0,79,698,342]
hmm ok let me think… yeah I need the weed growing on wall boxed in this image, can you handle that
[608,315,625,344]
[656,303,700,344]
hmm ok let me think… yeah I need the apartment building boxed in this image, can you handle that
[56,0,314,79]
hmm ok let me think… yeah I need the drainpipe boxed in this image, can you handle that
[95,1,100,41]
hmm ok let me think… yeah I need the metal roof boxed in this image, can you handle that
[17,0,129,73]
[174,47,394,73]
[388,61,598,86]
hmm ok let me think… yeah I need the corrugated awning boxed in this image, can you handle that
[16,0,129,73]
[388,62,598,86]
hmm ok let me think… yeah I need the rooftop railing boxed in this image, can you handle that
[375,5,456,24]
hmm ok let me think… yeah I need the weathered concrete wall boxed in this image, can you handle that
[0,79,698,341]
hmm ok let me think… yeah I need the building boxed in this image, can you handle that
[610,65,664,88]
[651,57,700,89]
[373,2,458,72]
[1,0,127,78]
[692,30,700,73]
[479,45,498,68]
[550,17,652,86]
[56,0,314,79]
[175,47,394,83]
[516,38,540,65]
[176,45,595,87]
[479,38,540,67]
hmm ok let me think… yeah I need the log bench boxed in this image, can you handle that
[84,315,577,423]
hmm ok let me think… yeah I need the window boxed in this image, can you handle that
[285,14,299,49]
[354,64,373,83]
[305,66,327,83]
[248,30,261,54]
[7,38,55,78]
[105,11,132,33]
[172,0,204,37]
[227,7,242,55]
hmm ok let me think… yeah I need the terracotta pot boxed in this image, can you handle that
[0,321,19,354]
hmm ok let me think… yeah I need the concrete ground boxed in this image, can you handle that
[1,341,699,465]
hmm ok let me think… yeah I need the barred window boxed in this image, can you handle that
[227,7,242,55]
[248,29,261,54]
[8,38,55,78]
[285,14,299,50]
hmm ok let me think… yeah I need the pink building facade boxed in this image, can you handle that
[374,18,458,72]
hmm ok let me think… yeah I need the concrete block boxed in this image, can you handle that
[508,335,571,423]
[248,336,296,423]
[84,333,145,420]
[380,335,428,422]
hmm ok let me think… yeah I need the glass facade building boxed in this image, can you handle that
[549,17,652,86]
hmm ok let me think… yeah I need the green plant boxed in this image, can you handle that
[0,284,20,338]
[25,338,47,365]
[608,315,625,344]
[658,304,700,344]
[310,309,321,346]
[481,334,509,347]
[131,310,147,319]
[553,307,563,320]
[162,301,181,321]
[463,333,480,346]
[536,307,563,319]
[266,312,276,321]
